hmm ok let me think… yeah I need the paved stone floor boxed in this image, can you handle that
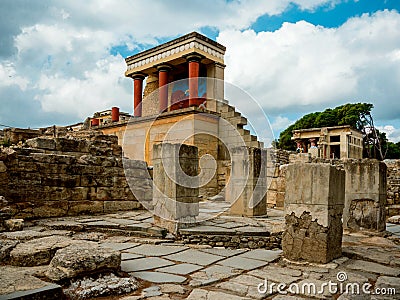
[1,207,400,299]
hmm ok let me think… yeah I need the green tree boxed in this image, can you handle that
[277,103,374,150]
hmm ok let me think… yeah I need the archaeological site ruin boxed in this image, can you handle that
[1,32,400,300]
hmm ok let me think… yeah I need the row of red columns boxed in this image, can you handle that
[130,54,202,117]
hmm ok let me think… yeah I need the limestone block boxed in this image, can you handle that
[103,200,141,212]
[343,159,387,231]
[26,137,56,150]
[282,163,345,264]
[67,200,104,215]
[46,242,121,281]
[153,143,199,233]
[10,235,74,267]
[228,147,267,216]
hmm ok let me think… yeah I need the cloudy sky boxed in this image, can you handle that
[1,0,399,143]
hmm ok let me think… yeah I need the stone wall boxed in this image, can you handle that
[385,159,400,217]
[0,135,148,219]
[343,159,386,231]
[266,148,292,208]
[179,232,282,249]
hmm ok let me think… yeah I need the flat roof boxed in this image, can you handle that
[125,32,226,63]
[292,125,360,133]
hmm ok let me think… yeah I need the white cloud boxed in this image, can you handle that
[377,125,400,143]
[271,116,294,132]
[0,0,342,126]
[218,10,400,121]
[36,55,132,119]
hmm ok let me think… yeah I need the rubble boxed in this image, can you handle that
[45,242,121,281]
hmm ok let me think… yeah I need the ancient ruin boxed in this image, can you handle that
[1,31,400,299]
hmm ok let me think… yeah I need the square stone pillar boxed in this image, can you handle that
[228,146,267,217]
[283,163,345,264]
[152,143,199,233]
[343,159,387,231]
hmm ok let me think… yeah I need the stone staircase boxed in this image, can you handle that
[216,101,264,149]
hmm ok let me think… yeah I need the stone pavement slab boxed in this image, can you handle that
[129,271,186,283]
[217,255,268,270]
[121,252,143,261]
[346,259,400,276]
[164,249,224,266]
[156,263,203,275]
[386,225,400,234]
[187,288,251,300]
[238,249,282,262]
[248,267,301,285]
[84,220,121,228]
[342,246,400,267]
[189,265,242,287]
[200,248,247,257]
[121,257,174,272]
[100,242,140,251]
[0,266,62,299]
[125,244,188,257]
[103,218,139,225]
[372,276,400,299]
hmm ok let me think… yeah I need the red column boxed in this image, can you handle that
[111,107,119,122]
[187,55,202,107]
[91,118,99,126]
[132,73,145,117]
[158,65,170,113]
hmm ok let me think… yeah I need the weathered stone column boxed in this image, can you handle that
[343,159,387,231]
[131,73,145,117]
[228,146,267,217]
[153,143,199,233]
[157,65,171,113]
[283,163,345,263]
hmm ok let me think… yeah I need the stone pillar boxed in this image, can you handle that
[153,143,199,233]
[158,65,171,113]
[186,54,202,107]
[228,146,267,217]
[343,159,387,231]
[132,73,145,117]
[111,107,119,122]
[283,163,345,263]
[91,118,99,126]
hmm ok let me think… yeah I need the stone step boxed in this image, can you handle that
[227,116,247,126]
[245,140,262,148]
[221,110,241,118]
[242,135,258,142]
[218,104,235,113]
[237,128,250,136]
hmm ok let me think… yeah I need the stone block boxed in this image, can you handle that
[67,201,104,215]
[228,147,267,216]
[46,242,121,281]
[343,159,387,231]
[153,143,199,233]
[26,137,56,150]
[103,200,141,212]
[282,163,345,264]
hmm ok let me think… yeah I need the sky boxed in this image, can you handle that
[0,0,400,143]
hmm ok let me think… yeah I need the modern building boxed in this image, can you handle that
[291,125,363,159]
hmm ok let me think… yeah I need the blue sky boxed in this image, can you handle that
[1,0,400,143]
